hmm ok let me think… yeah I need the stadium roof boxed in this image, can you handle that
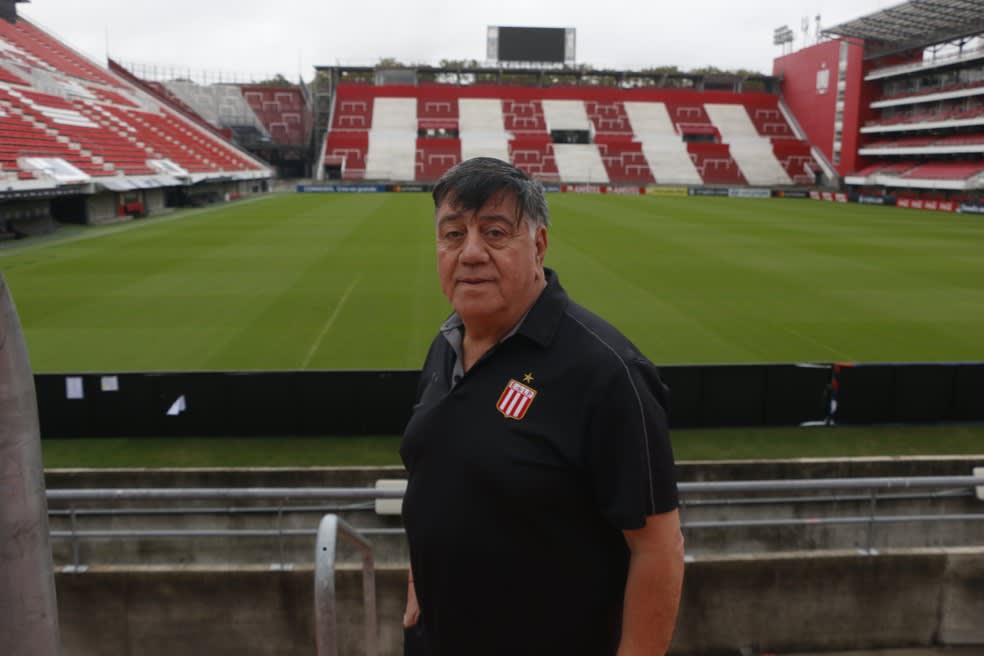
[823,0,984,58]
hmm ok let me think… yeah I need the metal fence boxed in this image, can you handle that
[44,475,984,656]
[46,475,984,563]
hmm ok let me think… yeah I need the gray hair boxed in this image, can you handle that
[432,157,550,232]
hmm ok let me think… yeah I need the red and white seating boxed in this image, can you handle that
[0,16,268,189]
[321,84,816,186]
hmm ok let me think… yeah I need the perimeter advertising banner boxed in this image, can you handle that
[896,198,958,212]
[559,184,645,194]
[688,187,729,197]
[647,186,689,197]
[727,188,772,199]
[296,184,388,193]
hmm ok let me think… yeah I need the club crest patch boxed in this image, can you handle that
[496,379,537,420]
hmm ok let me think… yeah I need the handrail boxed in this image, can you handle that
[45,476,984,501]
[315,514,378,656]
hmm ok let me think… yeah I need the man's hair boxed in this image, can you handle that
[432,157,550,230]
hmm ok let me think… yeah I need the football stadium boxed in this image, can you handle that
[1,0,983,654]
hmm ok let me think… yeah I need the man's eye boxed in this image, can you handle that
[485,229,507,239]
[442,230,463,240]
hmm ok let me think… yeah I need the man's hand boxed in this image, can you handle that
[617,509,685,656]
[403,574,420,628]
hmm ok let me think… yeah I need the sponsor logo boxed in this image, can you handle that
[858,195,885,205]
[834,193,848,203]
[647,186,689,197]
[609,185,644,195]
[296,184,386,193]
[689,187,729,197]
[777,190,811,199]
[496,379,537,420]
[959,203,984,214]
[562,184,604,194]
[728,188,772,198]
[809,190,821,200]
[816,63,830,95]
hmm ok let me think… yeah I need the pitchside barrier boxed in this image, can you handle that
[295,183,800,197]
[295,184,983,213]
[34,362,984,438]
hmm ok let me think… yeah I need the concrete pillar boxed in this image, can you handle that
[0,274,61,656]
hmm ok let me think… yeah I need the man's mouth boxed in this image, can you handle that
[458,278,492,285]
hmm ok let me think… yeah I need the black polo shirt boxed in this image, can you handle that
[400,269,678,656]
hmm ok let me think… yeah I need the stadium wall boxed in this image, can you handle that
[53,548,984,656]
[774,41,842,171]
[33,362,984,438]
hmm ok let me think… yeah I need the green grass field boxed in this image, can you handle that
[38,425,984,468]
[3,192,984,373]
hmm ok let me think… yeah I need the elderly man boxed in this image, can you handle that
[400,157,683,656]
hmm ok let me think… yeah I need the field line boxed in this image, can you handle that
[301,276,362,369]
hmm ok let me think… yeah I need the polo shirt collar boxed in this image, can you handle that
[515,268,567,348]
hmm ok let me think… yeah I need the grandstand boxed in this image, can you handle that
[776,0,984,204]
[0,8,270,231]
[109,62,315,179]
[315,74,819,186]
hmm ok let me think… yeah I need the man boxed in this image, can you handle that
[400,157,683,655]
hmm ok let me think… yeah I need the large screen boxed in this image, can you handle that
[490,26,574,65]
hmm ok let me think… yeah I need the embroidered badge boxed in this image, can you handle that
[496,378,537,420]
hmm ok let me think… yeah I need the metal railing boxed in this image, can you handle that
[45,476,984,560]
[315,514,377,656]
[42,476,984,655]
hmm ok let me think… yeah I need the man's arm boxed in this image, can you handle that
[618,509,685,656]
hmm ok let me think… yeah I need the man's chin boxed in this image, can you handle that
[452,298,503,323]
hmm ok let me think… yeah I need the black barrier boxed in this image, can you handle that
[37,362,982,438]
[660,364,830,428]
[36,371,420,438]
[833,363,984,425]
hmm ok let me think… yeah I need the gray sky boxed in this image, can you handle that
[19,0,893,81]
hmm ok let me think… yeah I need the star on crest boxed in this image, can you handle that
[522,372,534,384]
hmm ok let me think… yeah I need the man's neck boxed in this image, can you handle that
[459,277,546,371]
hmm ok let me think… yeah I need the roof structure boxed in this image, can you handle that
[823,0,984,59]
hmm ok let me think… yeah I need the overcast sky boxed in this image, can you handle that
[20,0,894,81]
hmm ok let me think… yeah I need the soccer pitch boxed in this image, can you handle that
[3,192,984,373]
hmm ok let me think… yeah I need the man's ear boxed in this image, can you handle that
[535,226,548,267]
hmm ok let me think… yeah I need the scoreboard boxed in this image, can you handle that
[487,26,576,66]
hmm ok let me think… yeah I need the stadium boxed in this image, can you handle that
[1,0,983,654]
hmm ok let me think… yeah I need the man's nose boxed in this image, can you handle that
[459,229,488,263]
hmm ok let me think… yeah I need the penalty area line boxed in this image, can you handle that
[301,276,361,369]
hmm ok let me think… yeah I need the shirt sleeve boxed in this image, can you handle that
[584,355,679,530]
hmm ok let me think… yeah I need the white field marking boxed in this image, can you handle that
[779,324,846,359]
[301,276,362,369]
[0,194,275,258]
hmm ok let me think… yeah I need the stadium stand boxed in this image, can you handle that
[704,103,791,185]
[459,98,511,163]
[364,97,416,180]
[782,0,984,198]
[0,9,269,227]
[0,16,121,87]
[319,84,815,185]
[241,85,310,146]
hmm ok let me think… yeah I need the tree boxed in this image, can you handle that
[255,73,292,87]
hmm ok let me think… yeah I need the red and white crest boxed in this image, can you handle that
[496,379,537,420]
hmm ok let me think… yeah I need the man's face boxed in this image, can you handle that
[436,190,547,329]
